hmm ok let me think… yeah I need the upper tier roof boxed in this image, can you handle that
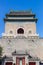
[6,10,35,17]
[4,10,38,23]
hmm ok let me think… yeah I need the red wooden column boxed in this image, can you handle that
[16,57,20,65]
[22,57,25,65]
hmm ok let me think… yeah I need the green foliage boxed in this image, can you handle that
[0,46,3,57]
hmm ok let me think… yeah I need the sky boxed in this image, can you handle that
[0,0,43,37]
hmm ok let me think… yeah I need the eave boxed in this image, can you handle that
[4,18,38,23]
[6,14,35,17]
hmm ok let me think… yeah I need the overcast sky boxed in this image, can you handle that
[0,0,43,37]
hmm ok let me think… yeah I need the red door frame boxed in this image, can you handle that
[16,57,25,65]
[16,57,20,65]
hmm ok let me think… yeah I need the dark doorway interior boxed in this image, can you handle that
[17,28,24,34]
[29,62,36,65]
[5,62,12,65]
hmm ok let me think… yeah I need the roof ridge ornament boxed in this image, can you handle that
[10,10,15,13]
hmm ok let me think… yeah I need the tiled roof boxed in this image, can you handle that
[12,50,29,55]
[2,56,13,61]
[6,10,35,16]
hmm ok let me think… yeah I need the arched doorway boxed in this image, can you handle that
[17,28,24,34]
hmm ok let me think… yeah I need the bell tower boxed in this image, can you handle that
[2,10,38,37]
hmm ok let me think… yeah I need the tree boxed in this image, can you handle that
[0,46,3,57]
[0,46,3,65]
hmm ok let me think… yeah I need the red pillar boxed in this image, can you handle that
[22,57,25,65]
[16,57,20,65]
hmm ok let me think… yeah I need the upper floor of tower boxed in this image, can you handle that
[2,10,38,37]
